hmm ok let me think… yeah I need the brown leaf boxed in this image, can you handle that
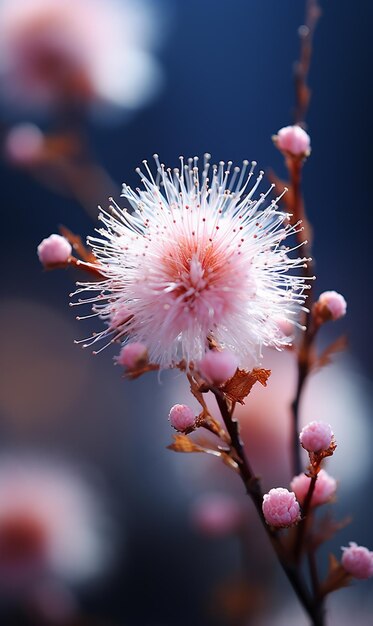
[167,435,238,472]
[319,553,352,597]
[59,225,97,263]
[221,368,271,404]
[316,335,348,370]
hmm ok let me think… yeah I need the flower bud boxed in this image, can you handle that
[168,404,195,432]
[290,469,337,507]
[299,421,333,453]
[198,350,238,385]
[191,494,243,536]
[341,543,373,579]
[262,488,300,528]
[116,342,147,369]
[275,125,311,156]
[4,123,44,165]
[37,234,72,266]
[314,290,347,322]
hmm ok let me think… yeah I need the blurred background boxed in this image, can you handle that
[0,0,372,624]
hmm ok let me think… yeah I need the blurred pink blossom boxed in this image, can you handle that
[198,350,238,385]
[0,456,110,589]
[0,0,162,113]
[191,493,244,536]
[4,123,44,164]
[290,469,337,507]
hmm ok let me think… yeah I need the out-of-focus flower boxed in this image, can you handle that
[314,290,347,322]
[169,404,195,432]
[0,0,162,113]
[262,488,300,528]
[116,342,148,369]
[4,122,44,165]
[341,543,373,579]
[299,421,334,453]
[198,350,238,385]
[37,233,72,266]
[74,155,310,368]
[274,125,311,157]
[0,455,110,589]
[191,493,244,536]
[290,469,337,507]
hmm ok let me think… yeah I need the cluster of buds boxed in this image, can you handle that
[261,420,373,580]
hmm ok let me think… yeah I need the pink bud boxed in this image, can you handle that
[317,291,347,321]
[341,543,373,579]
[168,404,195,432]
[191,494,243,536]
[299,421,334,452]
[37,234,72,266]
[4,123,44,165]
[290,469,337,507]
[116,342,147,369]
[262,488,300,528]
[275,125,311,156]
[198,350,238,385]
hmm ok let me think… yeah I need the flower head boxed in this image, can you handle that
[262,488,300,528]
[74,155,310,369]
[341,543,373,579]
[0,0,161,113]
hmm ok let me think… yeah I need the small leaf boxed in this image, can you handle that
[167,435,238,472]
[316,335,348,370]
[319,553,352,597]
[59,225,97,263]
[221,368,271,404]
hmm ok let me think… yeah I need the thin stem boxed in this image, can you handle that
[294,475,317,561]
[211,387,324,626]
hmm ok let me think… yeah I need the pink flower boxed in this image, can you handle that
[0,456,109,589]
[262,488,300,528]
[191,493,243,536]
[299,421,334,452]
[290,469,337,507]
[198,350,238,385]
[73,155,309,368]
[275,125,311,156]
[116,342,147,369]
[0,0,162,113]
[169,404,195,432]
[4,123,44,165]
[341,543,373,579]
[316,290,347,321]
[37,234,72,266]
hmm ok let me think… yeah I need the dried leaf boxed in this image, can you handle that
[221,368,271,404]
[319,553,352,597]
[316,335,348,370]
[59,225,96,263]
[167,435,238,472]
[168,435,206,454]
